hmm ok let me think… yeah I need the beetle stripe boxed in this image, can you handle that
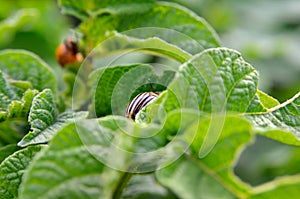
[127,93,144,114]
[126,92,158,120]
[127,93,151,117]
[135,93,154,111]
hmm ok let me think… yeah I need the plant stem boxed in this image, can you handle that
[112,172,133,199]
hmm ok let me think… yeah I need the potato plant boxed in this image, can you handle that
[0,1,299,198]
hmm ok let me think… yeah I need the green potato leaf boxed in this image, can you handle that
[80,2,220,54]
[250,175,300,199]
[0,70,39,122]
[247,92,300,146]
[0,71,16,112]
[58,0,155,19]
[0,145,44,199]
[6,89,39,120]
[19,122,121,199]
[0,50,57,95]
[89,63,175,117]
[150,47,258,115]
[18,89,88,147]
[91,32,192,63]
[156,115,252,199]
[18,114,189,198]
[122,174,177,199]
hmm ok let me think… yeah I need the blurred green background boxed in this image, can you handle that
[0,0,299,187]
[0,0,74,90]
[0,0,70,65]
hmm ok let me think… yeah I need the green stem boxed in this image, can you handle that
[113,172,133,199]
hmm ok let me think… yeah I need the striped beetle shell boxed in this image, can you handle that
[125,92,159,120]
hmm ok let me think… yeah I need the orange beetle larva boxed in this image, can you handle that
[55,38,83,67]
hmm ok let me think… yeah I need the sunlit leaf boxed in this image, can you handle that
[248,92,300,146]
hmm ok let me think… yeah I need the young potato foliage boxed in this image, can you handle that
[0,1,299,199]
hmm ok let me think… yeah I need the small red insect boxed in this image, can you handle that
[55,38,83,67]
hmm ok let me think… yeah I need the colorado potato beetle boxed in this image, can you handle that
[55,38,83,67]
[125,92,159,120]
